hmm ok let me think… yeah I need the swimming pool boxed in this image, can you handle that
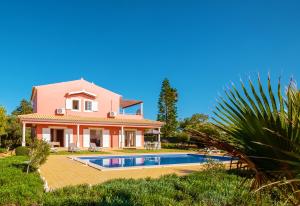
[73,154,232,170]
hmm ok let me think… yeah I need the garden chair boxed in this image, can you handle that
[88,143,101,152]
[68,143,80,152]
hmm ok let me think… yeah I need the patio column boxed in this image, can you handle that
[121,126,124,148]
[77,124,80,147]
[158,127,161,149]
[22,122,26,146]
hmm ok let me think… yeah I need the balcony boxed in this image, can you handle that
[118,99,143,119]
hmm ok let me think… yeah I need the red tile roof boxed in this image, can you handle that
[18,113,163,127]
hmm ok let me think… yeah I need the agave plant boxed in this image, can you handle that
[190,75,300,204]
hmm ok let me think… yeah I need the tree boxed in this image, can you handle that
[179,113,209,130]
[179,113,223,148]
[0,106,7,147]
[5,99,33,148]
[157,78,178,137]
[12,99,33,115]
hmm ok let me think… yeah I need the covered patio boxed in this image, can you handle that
[18,114,163,149]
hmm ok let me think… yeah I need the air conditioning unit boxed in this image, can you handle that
[108,111,117,118]
[56,108,66,115]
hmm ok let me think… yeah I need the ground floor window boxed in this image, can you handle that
[90,129,102,147]
[125,130,136,147]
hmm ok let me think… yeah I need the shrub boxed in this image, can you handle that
[43,169,282,205]
[27,140,50,173]
[15,146,29,156]
[161,142,198,150]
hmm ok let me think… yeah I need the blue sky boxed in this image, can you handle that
[0,0,300,120]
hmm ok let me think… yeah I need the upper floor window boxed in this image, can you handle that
[66,98,97,112]
[84,100,93,112]
[72,100,80,111]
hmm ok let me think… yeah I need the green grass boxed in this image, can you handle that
[50,150,110,155]
[114,148,189,153]
[0,156,44,205]
[0,156,286,206]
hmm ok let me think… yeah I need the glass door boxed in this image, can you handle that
[90,129,102,147]
[125,131,136,147]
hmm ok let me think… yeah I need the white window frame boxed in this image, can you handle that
[84,99,93,112]
[71,98,81,112]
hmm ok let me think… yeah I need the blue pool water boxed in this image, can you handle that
[78,154,232,169]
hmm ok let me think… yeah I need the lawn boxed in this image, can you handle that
[0,156,285,206]
[113,148,190,153]
[0,156,44,205]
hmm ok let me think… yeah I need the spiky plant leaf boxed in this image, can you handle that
[190,75,300,204]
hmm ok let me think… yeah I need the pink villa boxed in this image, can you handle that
[18,79,163,149]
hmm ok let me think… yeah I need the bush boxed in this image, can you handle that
[43,169,281,206]
[27,140,50,173]
[161,142,198,150]
[15,146,30,156]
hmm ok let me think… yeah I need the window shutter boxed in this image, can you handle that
[65,129,73,148]
[102,129,110,148]
[83,129,90,147]
[42,128,51,142]
[66,99,72,109]
[119,130,125,148]
[136,131,142,147]
[92,101,98,111]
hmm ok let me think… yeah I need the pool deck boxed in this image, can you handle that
[39,151,222,190]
